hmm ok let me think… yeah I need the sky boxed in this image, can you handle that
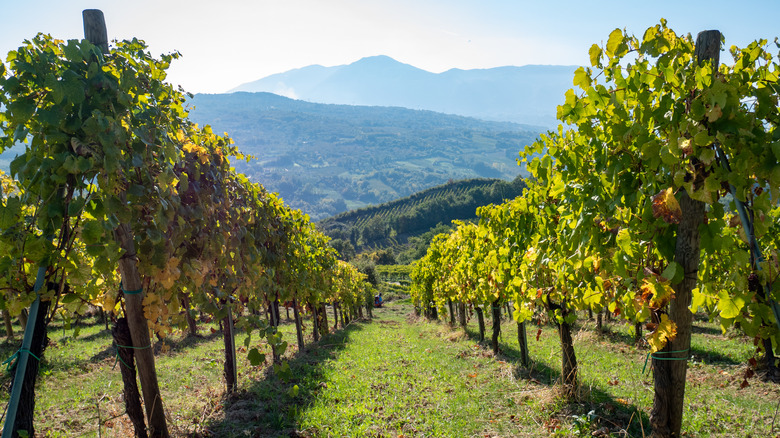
[1,0,779,94]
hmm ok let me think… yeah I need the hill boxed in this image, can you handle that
[187,92,540,221]
[317,176,526,262]
[230,56,577,127]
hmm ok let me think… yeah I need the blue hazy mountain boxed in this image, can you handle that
[230,56,577,127]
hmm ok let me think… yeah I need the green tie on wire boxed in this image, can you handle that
[642,349,690,374]
[119,281,143,295]
[112,343,152,370]
[3,349,41,374]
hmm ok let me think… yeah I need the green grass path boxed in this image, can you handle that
[208,302,548,437]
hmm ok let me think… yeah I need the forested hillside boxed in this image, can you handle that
[318,176,526,261]
[188,92,540,220]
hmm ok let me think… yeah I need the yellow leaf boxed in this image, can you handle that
[640,277,675,309]
[647,314,677,353]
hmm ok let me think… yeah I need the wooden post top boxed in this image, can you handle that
[82,9,109,54]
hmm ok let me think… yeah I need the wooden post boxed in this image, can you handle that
[3,310,13,339]
[475,306,485,342]
[558,309,578,399]
[222,302,237,393]
[650,29,718,438]
[112,319,148,438]
[318,303,329,337]
[114,225,169,437]
[311,302,320,342]
[179,293,198,336]
[82,9,108,53]
[293,298,304,350]
[517,321,529,367]
[491,300,501,354]
[83,10,169,436]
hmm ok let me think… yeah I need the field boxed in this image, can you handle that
[1,300,778,437]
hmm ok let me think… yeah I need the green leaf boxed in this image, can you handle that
[693,130,711,146]
[698,148,716,166]
[247,348,265,366]
[62,75,85,105]
[606,29,624,58]
[24,235,48,264]
[62,40,84,63]
[9,154,28,177]
[0,197,21,229]
[717,290,745,319]
[276,340,288,356]
[589,44,602,67]
[287,384,299,397]
[81,220,105,244]
[690,287,705,313]
[661,261,682,284]
[616,228,633,257]
[61,293,79,304]
[573,67,591,89]
[273,361,293,382]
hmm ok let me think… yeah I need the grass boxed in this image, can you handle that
[0,301,778,437]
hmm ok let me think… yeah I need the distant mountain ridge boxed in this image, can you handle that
[230,56,577,127]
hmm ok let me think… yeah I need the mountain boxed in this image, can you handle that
[230,56,577,127]
[187,92,540,221]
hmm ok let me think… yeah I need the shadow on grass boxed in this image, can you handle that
[691,323,722,336]
[597,323,641,348]
[689,345,742,366]
[458,319,652,437]
[197,318,370,437]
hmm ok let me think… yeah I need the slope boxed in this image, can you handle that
[317,176,526,259]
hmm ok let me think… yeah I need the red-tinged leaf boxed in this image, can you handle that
[745,368,755,379]
[740,379,750,389]
[536,329,542,341]
[652,188,682,224]
[749,357,758,367]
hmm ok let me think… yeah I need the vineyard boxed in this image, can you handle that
[1,10,780,438]
[411,23,780,437]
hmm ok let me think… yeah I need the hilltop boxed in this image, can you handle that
[317,176,526,262]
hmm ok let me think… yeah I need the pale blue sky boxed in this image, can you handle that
[1,0,778,93]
